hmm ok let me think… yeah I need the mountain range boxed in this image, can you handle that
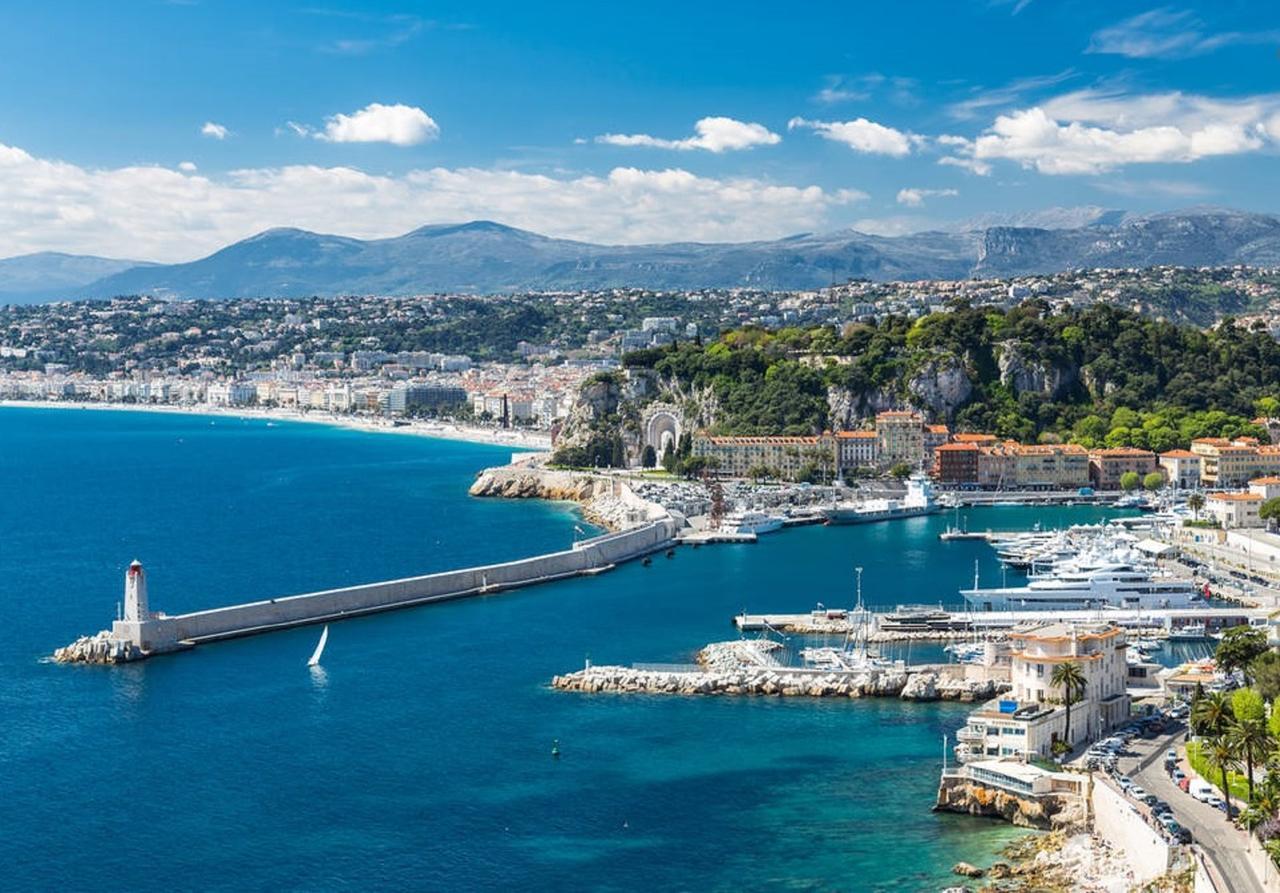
[4,209,1280,302]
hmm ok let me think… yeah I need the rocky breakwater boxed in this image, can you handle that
[52,631,143,664]
[551,641,1010,701]
[469,466,667,531]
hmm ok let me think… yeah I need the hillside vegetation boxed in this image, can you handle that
[620,301,1280,447]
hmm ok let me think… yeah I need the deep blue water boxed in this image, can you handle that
[2,407,1141,891]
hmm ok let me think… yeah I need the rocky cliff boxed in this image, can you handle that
[469,466,669,530]
[935,776,1088,830]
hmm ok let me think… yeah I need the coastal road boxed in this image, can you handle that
[1121,727,1265,893]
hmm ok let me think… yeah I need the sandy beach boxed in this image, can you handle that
[0,399,554,452]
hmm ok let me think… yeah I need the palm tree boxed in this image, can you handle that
[1188,492,1205,521]
[1192,691,1234,739]
[1228,717,1270,801]
[1050,661,1087,748]
[1207,738,1241,819]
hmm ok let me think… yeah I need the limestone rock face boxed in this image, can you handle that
[934,780,1085,831]
[996,341,1077,399]
[907,354,973,420]
[900,671,940,701]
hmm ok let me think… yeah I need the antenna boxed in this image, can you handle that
[973,559,980,590]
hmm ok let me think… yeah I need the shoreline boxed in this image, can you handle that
[0,399,553,452]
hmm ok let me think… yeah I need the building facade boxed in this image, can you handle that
[1205,492,1264,528]
[692,434,836,480]
[1158,450,1202,490]
[1088,448,1159,489]
[876,410,926,469]
[955,623,1130,762]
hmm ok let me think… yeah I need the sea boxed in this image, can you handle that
[0,407,1212,891]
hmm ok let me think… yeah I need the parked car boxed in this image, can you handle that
[1172,769,1186,784]
[1130,786,1148,800]
[1166,749,1178,762]
[1178,777,1191,792]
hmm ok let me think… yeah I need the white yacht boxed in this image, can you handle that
[822,474,938,525]
[960,561,1200,611]
[721,510,786,535]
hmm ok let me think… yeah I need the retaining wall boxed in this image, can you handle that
[137,517,677,651]
[1091,777,1172,884]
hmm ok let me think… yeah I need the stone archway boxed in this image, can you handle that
[643,402,683,463]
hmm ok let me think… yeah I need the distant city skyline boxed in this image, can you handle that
[1,0,1279,261]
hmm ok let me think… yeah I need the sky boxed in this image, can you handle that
[1,0,1279,261]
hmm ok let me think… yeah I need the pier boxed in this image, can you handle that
[55,518,678,663]
[733,606,1267,640]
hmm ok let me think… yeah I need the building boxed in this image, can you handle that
[1158,450,1202,490]
[924,424,951,465]
[384,384,468,415]
[692,434,835,480]
[1088,448,1158,489]
[1010,443,1089,489]
[1205,492,1263,529]
[976,442,1017,489]
[953,433,999,446]
[934,442,980,486]
[835,430,879,473]
[954,623,1130,761]
[1191,438,1280,487]
[1250,477,1280,502]
[876,410,925,469]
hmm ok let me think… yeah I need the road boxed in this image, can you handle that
[1119,724,1265,893]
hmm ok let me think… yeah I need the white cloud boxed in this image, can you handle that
[178,161,197,172]
[1086,8,1280,59]
[787,116,916,156]
[595,117,781,152]
[943,89,1280,175]
[0,141,864,262]
[896,187,959,207]
[200,121,228,140]
[938,155,993,176]
[314,102,439,146]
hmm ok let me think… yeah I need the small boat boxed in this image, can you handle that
[1169,622,1207,641]
[308,625,329,666]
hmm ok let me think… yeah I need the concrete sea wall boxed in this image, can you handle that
[1091,777,1173,884]
[56,517,677,662]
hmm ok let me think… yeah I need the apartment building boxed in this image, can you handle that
[876,410,926,468]
[835,430,879,472]
[1158,450,1202,490]
[692,434,836,479]
[1087,447,1159,489]
[1191,438,1280,487]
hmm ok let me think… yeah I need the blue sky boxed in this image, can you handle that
[0,0,1278,260]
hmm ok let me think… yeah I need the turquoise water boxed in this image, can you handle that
[2,408,1135,891]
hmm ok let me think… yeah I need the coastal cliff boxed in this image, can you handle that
[469,465,670,531]
[935,775,1088,830]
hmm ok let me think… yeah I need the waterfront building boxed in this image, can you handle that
[835,430,879,473]
[1158,450,1201,490]
[1087,448,1158,489]
[384,384,468,415]
[1205,492,1264,529]
[924,423,951,465]
[953,433,998,446]
[1250,476,1280,502]
[691,434,836,480]
[1010,443,1089,490]
[976,442,1017,489]
[934,442,979,485]
[1191,438,1280,487]
[955,622,1130,762]
[875,410,926,468]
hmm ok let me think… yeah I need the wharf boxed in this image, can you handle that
[677,529,757,545]
[734,605,1267,639]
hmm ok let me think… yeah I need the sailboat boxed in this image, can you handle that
[308,625,329,667]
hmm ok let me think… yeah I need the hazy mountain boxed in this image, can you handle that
[0,252,149,303]
[51,209,1280,299]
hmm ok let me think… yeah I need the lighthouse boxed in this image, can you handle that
[124,559,149,622]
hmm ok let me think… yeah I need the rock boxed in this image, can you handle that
[951,862,984,878]
[901,672,940,701]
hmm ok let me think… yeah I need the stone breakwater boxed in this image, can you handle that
[53,632,143,664]
[552,646,1009,701]
[468,467,669,532]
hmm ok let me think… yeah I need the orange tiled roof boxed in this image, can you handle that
[1159,450,1199,459]
[1209,492,1263,502]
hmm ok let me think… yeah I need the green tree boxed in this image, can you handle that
[640,445,656,468]
[1119,471,1141,491]
[1252,651,1280,704]
[1216,627,1270,685]
[1192,690,1234,739]
[1143,471,1165,491]
[1260,497,1280,527]
[1187,492,1205,520]
[1050,661,1087,749]
[889,462,912,481]
[1207,738,1241,819]
[1229,688,1268,800]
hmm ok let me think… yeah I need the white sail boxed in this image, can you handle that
[307,625,329,667]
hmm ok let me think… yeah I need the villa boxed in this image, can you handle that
[955,622,1130,762]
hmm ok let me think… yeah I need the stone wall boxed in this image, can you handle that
[1090,777,1172,884]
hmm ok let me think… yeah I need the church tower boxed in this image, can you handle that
[124,560,149,622]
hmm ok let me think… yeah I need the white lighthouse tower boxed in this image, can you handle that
[124,559,150,622]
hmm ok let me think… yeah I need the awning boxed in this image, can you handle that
[1134,538,1176,557]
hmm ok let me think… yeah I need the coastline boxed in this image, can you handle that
[0,399,553,452]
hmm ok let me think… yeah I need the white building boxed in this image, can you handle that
[1205,492,1263,529]
[955,622,1130,762]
